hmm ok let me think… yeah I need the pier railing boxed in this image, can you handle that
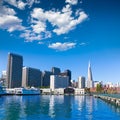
[94,94,120,107]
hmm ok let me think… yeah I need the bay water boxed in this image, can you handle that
[0,95,120,120]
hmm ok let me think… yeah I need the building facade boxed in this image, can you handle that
[7,53,23,88]
[74,88,85,95]
[0,71,7,86]
[51,67,61,75]
[22,67,42,87]
[60,69,71,86]
[42,71,53,87]
[86,62,94,88]
[50,75,69,91]
[78,76,85,88]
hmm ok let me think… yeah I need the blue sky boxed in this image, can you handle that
[0,0,120,84]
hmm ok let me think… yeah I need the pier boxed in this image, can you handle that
[94,94,120,107]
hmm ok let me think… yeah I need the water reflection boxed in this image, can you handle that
[49,95,72,119]
[75,96,85,112]
[21,95,41,119]
[49,95,55,118]
[3,96,22,120]
[0,95,120,120]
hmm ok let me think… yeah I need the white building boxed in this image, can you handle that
[78,76,85,88]
[40,88,51,94]
[50,75,69,91]
[2,71,7,78]
[106,82,113,88]
[86,80,93,88]
[116,82,120,87]
[1,70,7,86]
[54,88,64,95]
[74,88,85,95]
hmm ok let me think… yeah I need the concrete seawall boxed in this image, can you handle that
[94,95,120,107]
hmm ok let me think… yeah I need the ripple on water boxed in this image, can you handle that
[0,95,120,120]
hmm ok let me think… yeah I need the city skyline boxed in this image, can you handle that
[0,0,120,84]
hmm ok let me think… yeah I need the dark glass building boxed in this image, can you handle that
[22,67,42,87]
[60,69,71,86]
[7,53,23,88]
[51,67,61,75]
[42,71,52,87]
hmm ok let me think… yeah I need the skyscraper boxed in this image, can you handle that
[22,67,42,87]
[7,53,23,88]
[1,70,7,86]
[42,71,52,87]
[78,76,85,88]
[51,67,61,75]
[60,69,71,86]
[50,75,69,91]
[86,61,94,88]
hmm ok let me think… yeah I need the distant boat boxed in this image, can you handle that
[15,87,40,95]
[1,85,40,95]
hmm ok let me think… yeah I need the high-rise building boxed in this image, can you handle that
[1,70,7,86]
[7,53,23,88]
[60,69,71,86]
[2,71,7,79]
[51,67,61,75]
[22,67,42,87]
[116,82,120,88]
[50,75,69,91]
[86,61,94,88]
[78,76,85,88]
[42,71,52,87]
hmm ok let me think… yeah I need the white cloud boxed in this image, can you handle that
[34,0,40,4]
[65,0,78,5]
[0,6,25,32]
[26,0,34,7]
[26,0,40,8]
[0,6,16,15]
[46,5,72,28]
[31,21,46,33]
[0,0,88,48]
[4,0,40,9]
[31,6,88,35]
[17,1,27,9]
[20,30,51,41]
[53,11,88,35]
[48,42,76,51]
[31,8,46,21]
[23,3,88,41]
[20,30,42,41]
[4,0,26,10]
[44,31,52,39]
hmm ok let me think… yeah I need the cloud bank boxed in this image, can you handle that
[0,0,88,51]
[0,6,25,32]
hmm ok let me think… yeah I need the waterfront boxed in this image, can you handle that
[0,95,120,120]
[94,94,120,107]
[99,94,120,99]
